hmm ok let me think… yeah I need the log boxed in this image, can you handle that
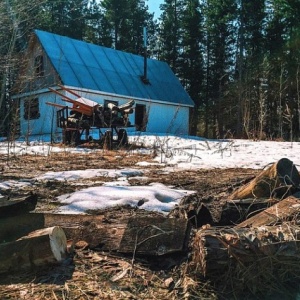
[236,195,300,228]
[0,213,190,256]
[0,213,105,243]
[191,223,300,279]
[217,198,278,226]
[0,193,37,217]
[229,158,300,200]
[0,226,68,274]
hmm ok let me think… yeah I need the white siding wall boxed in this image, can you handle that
[144,102,190,135]
[20,93,64,136]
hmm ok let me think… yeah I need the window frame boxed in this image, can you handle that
[24,97,40,120]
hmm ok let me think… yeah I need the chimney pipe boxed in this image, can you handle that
[142,27,149,84]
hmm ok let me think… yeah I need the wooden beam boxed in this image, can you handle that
[46,102,68,109]
[58,84,81,98]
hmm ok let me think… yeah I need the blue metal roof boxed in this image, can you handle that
[35,30,194,107]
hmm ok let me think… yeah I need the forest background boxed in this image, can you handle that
[1,0,300,141]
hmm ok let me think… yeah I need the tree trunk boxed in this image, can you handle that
[236,195,300,228]
[0,226,68,274]
[191,223,300,278]
[229,158,300,199]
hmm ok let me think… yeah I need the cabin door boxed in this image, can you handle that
[135,104,147,131]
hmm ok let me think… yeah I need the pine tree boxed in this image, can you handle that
[100,0,155,54]
[179,0,204,135]
[202,0,237,137]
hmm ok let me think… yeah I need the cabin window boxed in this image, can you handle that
[34,55,44,77]
[24,98,40,120]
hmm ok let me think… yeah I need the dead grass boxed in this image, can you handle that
[0,149,261,299]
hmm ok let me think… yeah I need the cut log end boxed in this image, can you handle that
[229,158,300,200]
[49,227,68,261]
[0,226,69,274]
[25,226,68,262]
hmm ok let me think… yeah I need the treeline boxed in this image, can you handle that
[0,0,300,139]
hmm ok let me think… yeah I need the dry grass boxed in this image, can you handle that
[0,148,266,299]
[0,248,217,300]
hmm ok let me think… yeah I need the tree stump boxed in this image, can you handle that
[229,158,300,200]
[0,226,68,274]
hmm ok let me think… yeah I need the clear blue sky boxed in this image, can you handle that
[147,0,162,17]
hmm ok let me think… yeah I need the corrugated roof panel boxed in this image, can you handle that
[35,30,194,107]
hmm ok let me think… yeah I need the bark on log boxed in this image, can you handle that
[0,213,190,255]
[217,198,278,226]
[191,223,300,279]
[236,195,300,228]
[0,226,68,274]
[229,158,300,200]
[0,213,104,243]
[0,193,37,217]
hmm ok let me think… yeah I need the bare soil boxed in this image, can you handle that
[0,148,259,299]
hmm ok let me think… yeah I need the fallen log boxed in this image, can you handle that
[217,198,278,226]
[237,195,300,228]
[229,158,300,200]
[0,212,190,256]
[191,223,300,278]
[0,226,68,274]
[0,193,37,217]
[0,213,105,243]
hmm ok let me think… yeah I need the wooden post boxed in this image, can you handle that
[229,158,300,199]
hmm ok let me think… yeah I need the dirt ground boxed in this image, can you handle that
[0,148,261,299]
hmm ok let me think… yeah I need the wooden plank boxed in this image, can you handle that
[58,84,81,97]
[45,102,67,109]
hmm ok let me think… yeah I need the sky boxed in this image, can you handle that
[0,133,299,214]
[147,0,163,17]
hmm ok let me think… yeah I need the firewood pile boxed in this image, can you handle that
[189,157,300,298]
[46,85,135,146]
[1,157,300,298]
